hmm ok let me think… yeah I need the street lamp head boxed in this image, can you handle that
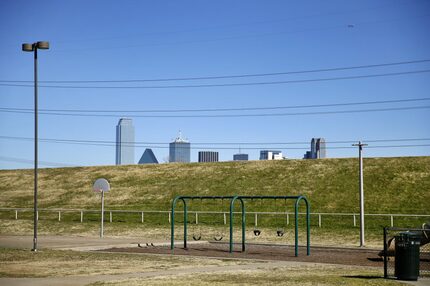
[22,43,34,52]
[22,42,50,52]
[36,41,49,50]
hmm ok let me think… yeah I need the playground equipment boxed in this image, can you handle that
[213,200,226,241]
[252,199,262,237]
[191,200,202,241]
[275,199,286,237]
[170,195,310,257]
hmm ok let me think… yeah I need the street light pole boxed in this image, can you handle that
[352,141,368,247]
[22,41,49,252]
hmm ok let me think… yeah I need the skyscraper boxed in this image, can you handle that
[316,138,326,158]
[305,138,326,159]
[115,118,135,165]
[198,151,219,162]
[169,131,190,163]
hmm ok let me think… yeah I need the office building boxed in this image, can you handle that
[115,118,135,165]
[138,148,158,164]
[233,153,249,161]
[259,150,283,160]
[198,151,219,163]
[169,131,190,163]
[304,138,326,159]
[303,151,312,159]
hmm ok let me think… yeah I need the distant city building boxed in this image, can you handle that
[169,131,190,163]
[304,138,326,159]
[233,153,249,161]
[259,150,283,160]
[115,118,135,165]
[198,151,219,163]
[138,148,158,164]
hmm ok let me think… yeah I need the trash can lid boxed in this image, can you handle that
[397,231,422,241]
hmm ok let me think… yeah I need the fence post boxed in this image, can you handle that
[80,211,83,223]
[141,212,144,223]
[383,227,388,278]
[168,212,171,223]
[58,211,61,222]
[223,212,227,225]
[36,211,39,221]
[287,213,289,225]
[195,212,198,224]
[255,213,258,227]
[353,214,356,227]
[318,214,321,227]
[110,211,112,223]
[15,210,18,220]
[390,215,393,227]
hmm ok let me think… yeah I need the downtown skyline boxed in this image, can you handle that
[0,0,429,169]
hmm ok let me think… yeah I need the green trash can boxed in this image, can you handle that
[395,231,421,281]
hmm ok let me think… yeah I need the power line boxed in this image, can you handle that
[50,3,400,45]
[1,135,429,149]
[0,156,75,167]
[1,70,430,89]
[52,13,430,53]
[2,59,429,83]
[1,97,429,113]
[1,105,429,118]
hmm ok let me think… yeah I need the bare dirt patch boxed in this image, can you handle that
[103,242,385,268]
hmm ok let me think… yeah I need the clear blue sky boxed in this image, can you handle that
[1,0,429,169]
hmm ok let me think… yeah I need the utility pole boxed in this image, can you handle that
[352,141,368,247]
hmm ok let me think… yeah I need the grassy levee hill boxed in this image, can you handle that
[0,156,429,245]
[0,156,429,214]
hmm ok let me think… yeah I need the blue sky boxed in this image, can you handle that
[0,0,429,169]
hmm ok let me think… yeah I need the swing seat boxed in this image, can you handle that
[276,229,284,237]
[253,229,261,236]
[193,234,202,241]
[213,235,223,241]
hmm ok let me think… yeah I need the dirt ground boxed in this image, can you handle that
[103,242,387,268]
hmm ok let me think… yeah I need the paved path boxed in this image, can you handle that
[0,235,157,250]
[0,235,209,251]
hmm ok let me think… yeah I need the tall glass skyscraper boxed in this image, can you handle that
[169,131,190,163]
[116,118,135,165]
[306,138,326,159]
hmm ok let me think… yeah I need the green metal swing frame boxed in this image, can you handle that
[170,195,310,256]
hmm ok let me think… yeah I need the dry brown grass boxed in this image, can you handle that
[89,264,403,286]
[0,248,254,278]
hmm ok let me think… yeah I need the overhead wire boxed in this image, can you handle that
[1,105,429,118]
[1,70,430,89]
[0,156,75,167]
[0,135,429,150]
[1,59,429,84]
[1,97,429,113]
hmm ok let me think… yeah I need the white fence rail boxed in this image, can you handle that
[0,207,428,228]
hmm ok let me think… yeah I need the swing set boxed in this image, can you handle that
[190,198,226,242]
[170,195,310,257]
